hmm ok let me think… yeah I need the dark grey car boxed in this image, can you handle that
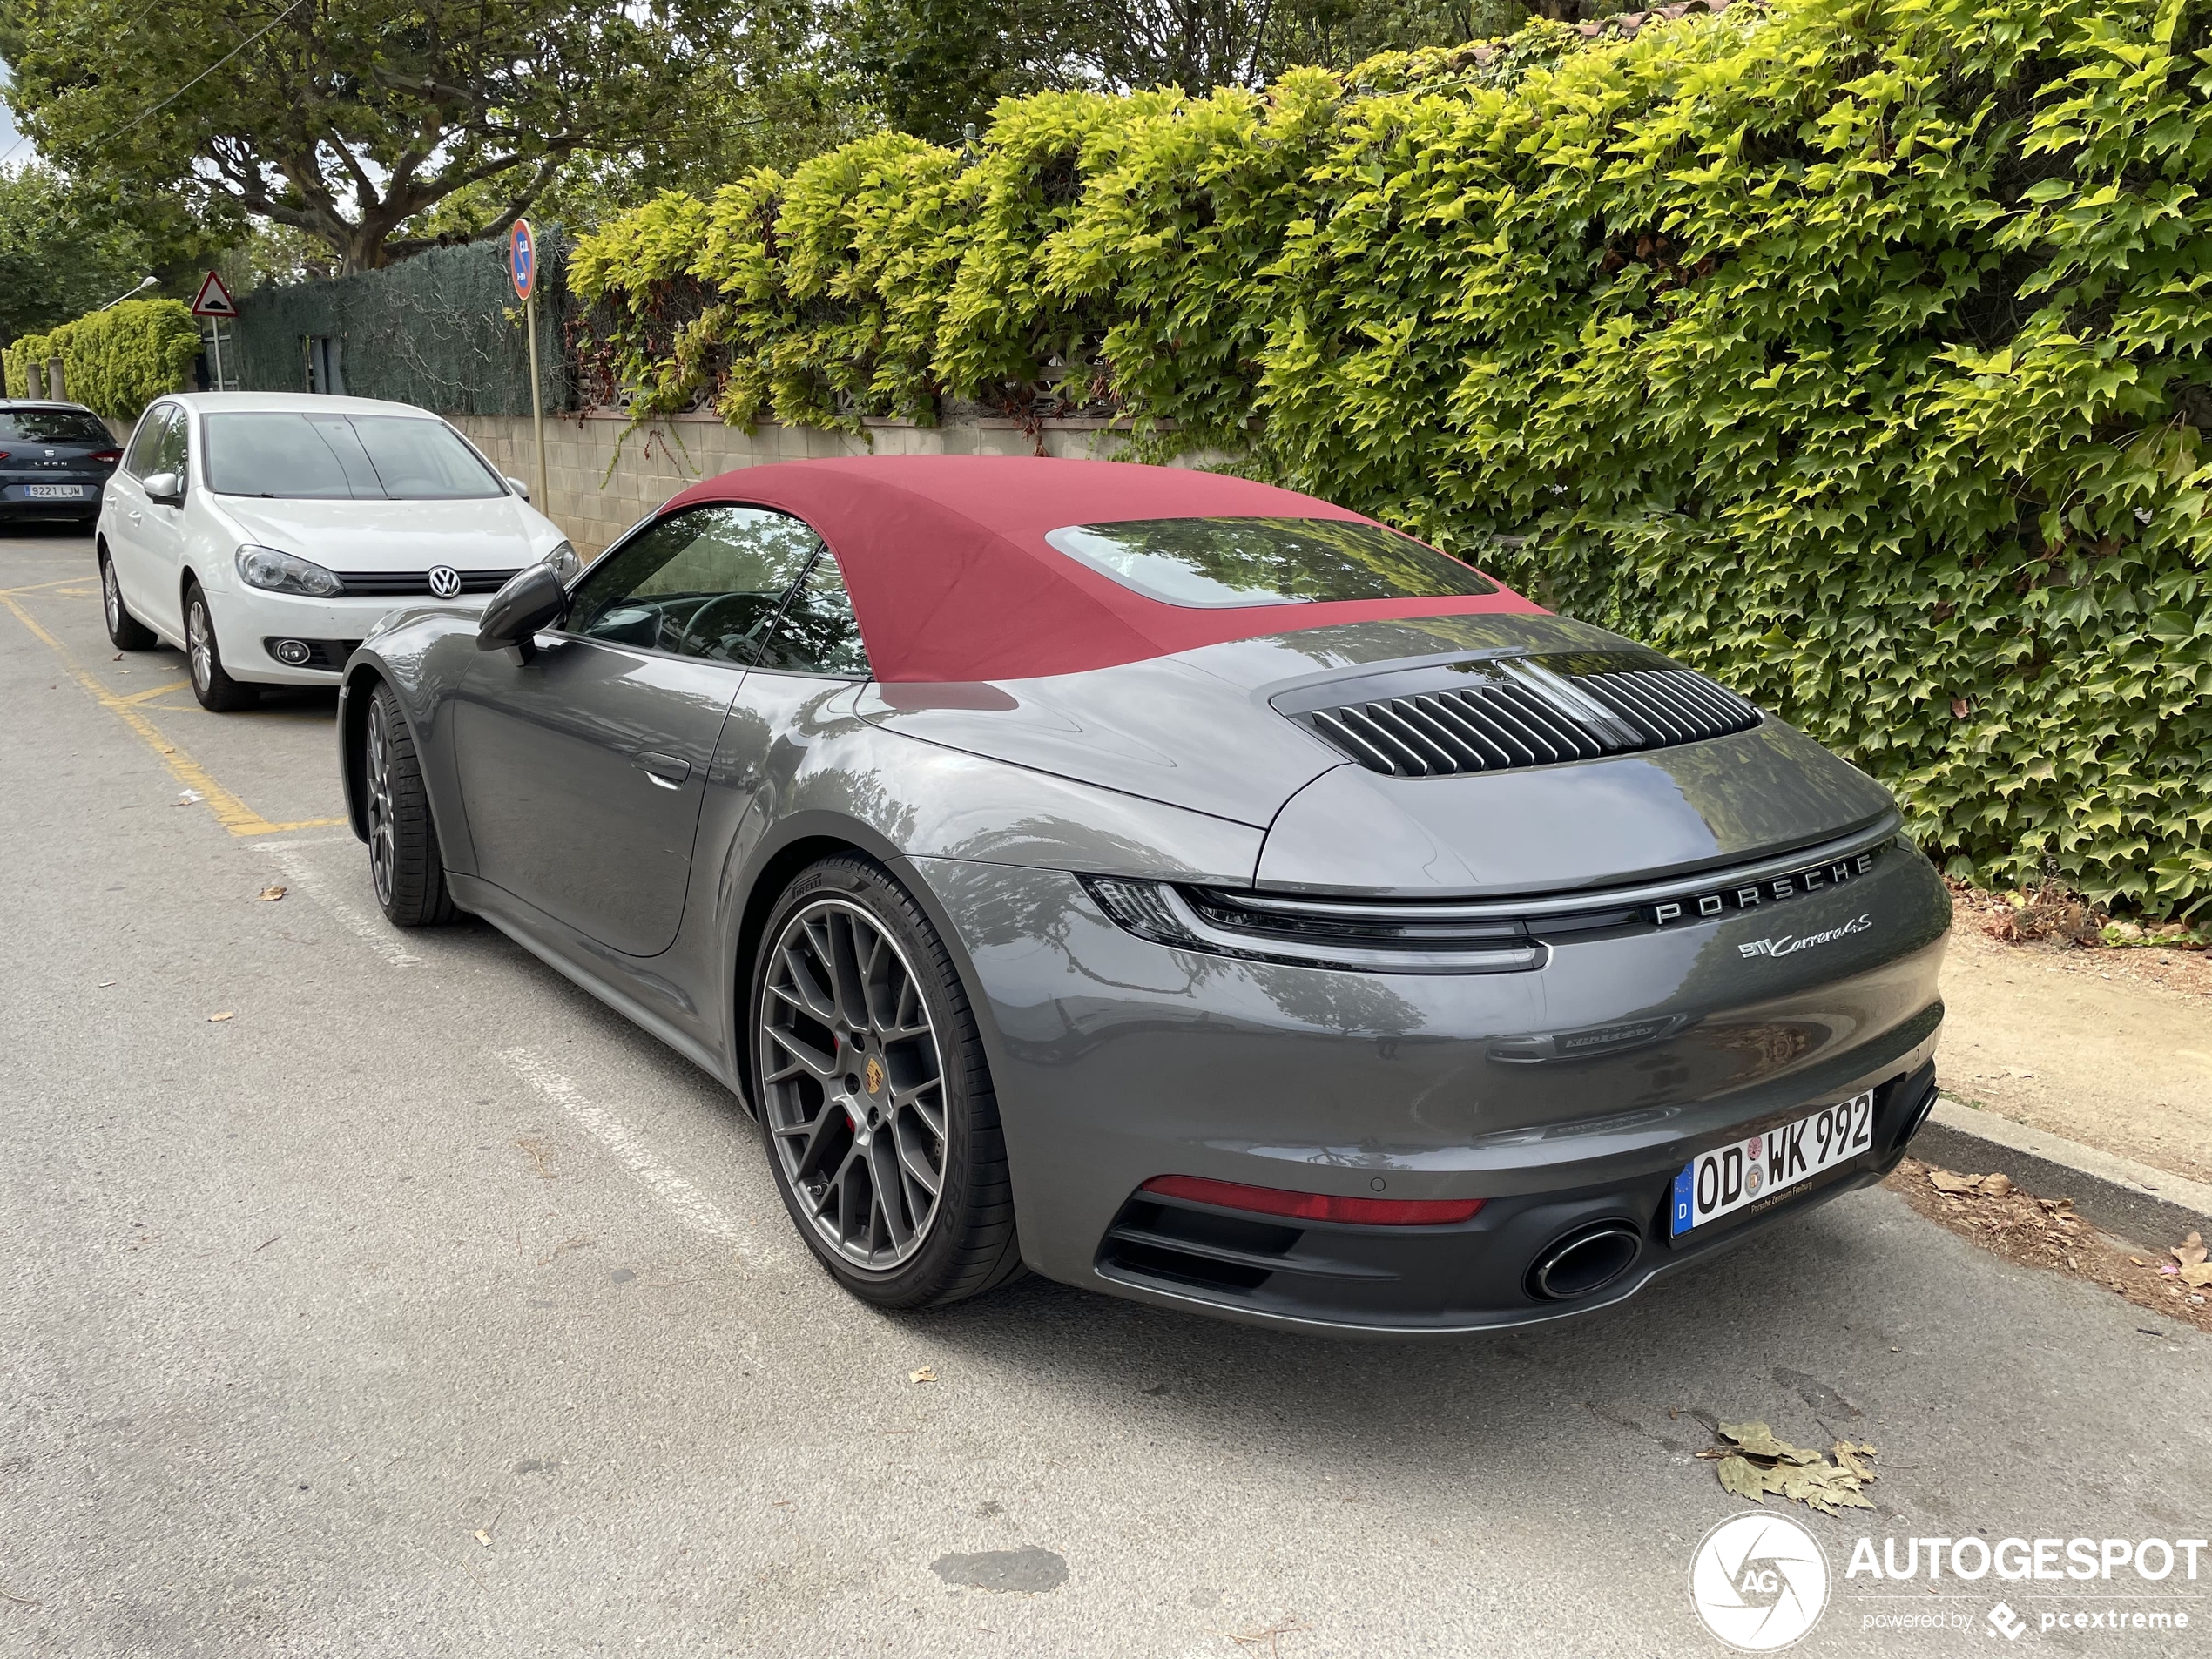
[339,455,1951,1336]
[0,401,121,525]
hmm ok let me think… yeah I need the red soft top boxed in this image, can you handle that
[660,455,1542,683]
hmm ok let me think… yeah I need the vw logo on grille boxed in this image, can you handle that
[427,565,463,599]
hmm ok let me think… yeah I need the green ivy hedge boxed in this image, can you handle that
[2,298,201,419]
[573,0,2212,919]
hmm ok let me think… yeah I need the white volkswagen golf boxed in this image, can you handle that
[96,392,577,710]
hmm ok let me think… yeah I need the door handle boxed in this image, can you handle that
[127,509,142,522]
[636,752,691,789]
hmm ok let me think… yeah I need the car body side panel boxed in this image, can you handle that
[451,637,740,957]
[698,678,1271,1112]
[914,846,1949,1308]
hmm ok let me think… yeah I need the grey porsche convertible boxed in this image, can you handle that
[340,455,1950,1336]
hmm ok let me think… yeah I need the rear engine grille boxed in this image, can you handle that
[1574,666,1763,747]
[1291,652,1760,778]
[332,568,518,597]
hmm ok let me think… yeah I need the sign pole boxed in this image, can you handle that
[526,292,547,507]
[509,219,549,513]
[208,320,226,393]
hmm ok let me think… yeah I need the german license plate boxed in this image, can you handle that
[24,484,84,498]
[1670,1091,1875,1236]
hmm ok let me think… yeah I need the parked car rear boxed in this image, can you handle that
[0,401,120,525]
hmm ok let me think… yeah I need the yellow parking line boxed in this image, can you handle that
[119,680,191,705]
[1,591,346,838]
[0,576,91,597]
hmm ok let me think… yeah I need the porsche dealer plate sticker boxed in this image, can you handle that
[1670,1092,1874,1236]
[24,484,84,498]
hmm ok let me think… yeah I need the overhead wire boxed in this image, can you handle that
[0,0,309,169]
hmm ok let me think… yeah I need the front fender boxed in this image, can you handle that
[336,613,482,867]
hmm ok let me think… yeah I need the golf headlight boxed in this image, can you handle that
[236,544,343,597]
[544,541,580,583]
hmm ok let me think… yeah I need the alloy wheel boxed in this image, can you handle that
[186,597,212,694]
[365,696,396,907]
[760,897,948,1271]
[102,558,121,633]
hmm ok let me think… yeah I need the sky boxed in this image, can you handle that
[0,62,37,169]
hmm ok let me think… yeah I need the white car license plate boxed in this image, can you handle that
[1670,1091,1875,1237]
[24,484,84,498]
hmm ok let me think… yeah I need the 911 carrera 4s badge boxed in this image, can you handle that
[1737,913,1874,960]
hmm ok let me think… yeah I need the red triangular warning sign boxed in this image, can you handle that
[191,271,239,318]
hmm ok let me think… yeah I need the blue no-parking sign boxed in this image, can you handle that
[509,219,536,302]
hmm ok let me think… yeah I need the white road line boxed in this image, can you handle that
[500,1048,779,1267]
[253,841,420,968]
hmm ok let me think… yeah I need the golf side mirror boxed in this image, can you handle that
[504,475,531,502]
[144,470,184,507]
[476,562,569,663]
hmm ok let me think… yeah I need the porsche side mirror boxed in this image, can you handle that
[504,475,531,502]
[144,470,184,507]
[477,563,569,663]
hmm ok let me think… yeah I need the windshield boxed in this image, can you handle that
[204,412,505,500]
[1044,516,1496,608]
[0,409,114,446]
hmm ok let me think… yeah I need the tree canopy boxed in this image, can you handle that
[0,0,766,270]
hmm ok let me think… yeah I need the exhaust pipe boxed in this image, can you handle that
[1527,1220,1643,1301]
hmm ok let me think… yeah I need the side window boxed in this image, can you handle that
[124,406,176,477]
[754,554,870,678]
[151,407,191,481]
[564,505,825,664]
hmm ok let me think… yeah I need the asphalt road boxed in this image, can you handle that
[3,526,2208,1659]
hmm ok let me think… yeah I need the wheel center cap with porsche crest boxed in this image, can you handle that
[427,565,462,599]
[864,1055,885,1098]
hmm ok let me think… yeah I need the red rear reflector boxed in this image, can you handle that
[1140,1174,1482,1226]
[91,449,121,462]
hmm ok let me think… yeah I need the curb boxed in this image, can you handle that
[1911,1099,2212,1249]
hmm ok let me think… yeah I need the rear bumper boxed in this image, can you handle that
[913,845,1952,1336]
[1091,1062,1936,1336]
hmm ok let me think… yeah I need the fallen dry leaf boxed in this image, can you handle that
[207,1011,234,1022]
[257,886,287,902]
[2181,1264,2212,1288]
[909,1366,938,1385]
[1888,1157,2212,1337]
[1708,1422,1878,1517]
[1979,1172,2013,1197]
[2172,1232,2208,1269]
[1928,1168,1982,1193]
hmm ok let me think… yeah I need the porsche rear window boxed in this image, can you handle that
[1043,516,1496,608]
[203,412,504,499]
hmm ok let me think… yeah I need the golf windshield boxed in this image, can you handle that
[1044,517,1496,608]
[204,412,505,500]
